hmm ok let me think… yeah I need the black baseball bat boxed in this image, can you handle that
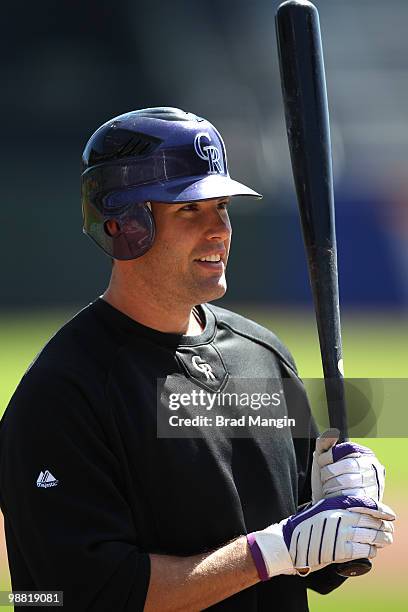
[275,0,371,577]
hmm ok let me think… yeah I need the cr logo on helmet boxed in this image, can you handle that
[194,132,224,175]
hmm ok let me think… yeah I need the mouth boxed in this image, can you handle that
[194,252,225,271]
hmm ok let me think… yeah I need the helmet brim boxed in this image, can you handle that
[106,174,262,206]
[156,174,263,202]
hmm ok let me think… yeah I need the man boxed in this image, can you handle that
[0,107,395,611]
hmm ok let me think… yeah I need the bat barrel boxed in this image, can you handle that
[276,0,334,239]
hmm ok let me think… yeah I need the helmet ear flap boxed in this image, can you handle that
[83,200,155,260]
[109,201,155,260]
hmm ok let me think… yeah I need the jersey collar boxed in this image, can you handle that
[93,298,216,347]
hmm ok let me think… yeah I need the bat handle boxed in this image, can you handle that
[333,436,372,578]
[336,558,372,577]
[323,430,373,577]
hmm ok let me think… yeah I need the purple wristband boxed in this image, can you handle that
[247,533,269,581]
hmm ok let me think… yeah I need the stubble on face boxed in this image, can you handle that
[132,199,231,309]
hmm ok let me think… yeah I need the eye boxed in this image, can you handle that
[218,201,230,210]
[179,203,199,212]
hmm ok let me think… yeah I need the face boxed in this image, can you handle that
[133,197,232,307]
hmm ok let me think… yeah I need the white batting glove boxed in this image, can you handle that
[311,429,386,503]
[247,496,395,580]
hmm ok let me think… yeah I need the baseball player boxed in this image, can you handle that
[0,107,395,611]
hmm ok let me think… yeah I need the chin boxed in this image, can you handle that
[198,280,227,304]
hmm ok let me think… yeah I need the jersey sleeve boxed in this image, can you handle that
[0,367,150,611]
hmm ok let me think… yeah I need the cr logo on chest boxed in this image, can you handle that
[191,355,216,381]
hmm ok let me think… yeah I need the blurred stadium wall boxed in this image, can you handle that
[1,0,408,310]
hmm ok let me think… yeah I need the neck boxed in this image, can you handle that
[102,268,203,336]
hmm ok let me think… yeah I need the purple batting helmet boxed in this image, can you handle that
[81,107,262,260]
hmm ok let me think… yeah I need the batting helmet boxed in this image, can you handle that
[81,107,261,260]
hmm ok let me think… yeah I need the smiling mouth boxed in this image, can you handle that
[197,254,222,263]
[194,255,225,272]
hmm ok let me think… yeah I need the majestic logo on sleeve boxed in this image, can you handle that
[36,470,59,488]
[192,355,216,381]
[194,132,224,174]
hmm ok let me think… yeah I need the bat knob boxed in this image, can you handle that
[279,0,315,8]
[277,0,317,17]
[336,558,372,577]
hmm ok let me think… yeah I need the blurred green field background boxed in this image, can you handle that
[0,307,407,610]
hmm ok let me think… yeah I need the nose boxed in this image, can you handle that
[205,208,232,242]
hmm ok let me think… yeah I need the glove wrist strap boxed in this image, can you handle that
[246,533,269,581]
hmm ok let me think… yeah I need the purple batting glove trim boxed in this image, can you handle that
[332,442,375,462]
[318,518,327,565]
[372,463,380,500]
[332,516,342,561]
[282,496,378,550]
[247,533,269,581]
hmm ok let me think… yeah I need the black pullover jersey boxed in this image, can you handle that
[0,299,346,611]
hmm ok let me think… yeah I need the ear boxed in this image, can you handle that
[104,219,121,237]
